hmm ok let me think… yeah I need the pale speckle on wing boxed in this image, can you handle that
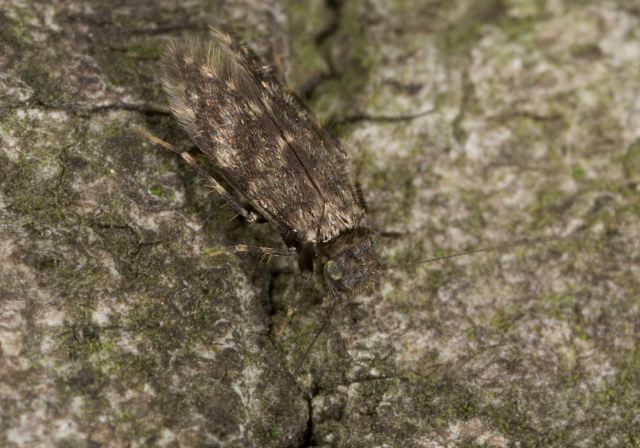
[201,64,217,78]
[217,146,236,167]
[161,29,365,246]
[283,131,295,144]
[211,27,233,45]
[275,135,286,151]
[248,101,262,116]
[261,93,273,114]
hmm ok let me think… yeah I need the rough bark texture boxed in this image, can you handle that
[1,0,639,447]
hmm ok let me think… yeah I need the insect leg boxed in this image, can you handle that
[378,230,405,239]
[354,180,368,211]
[203,244,297,258]
[293,288,341,376]
[136,127,262,224]
[312,203,326,256]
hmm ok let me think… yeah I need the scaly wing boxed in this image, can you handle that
[161,29,363,244]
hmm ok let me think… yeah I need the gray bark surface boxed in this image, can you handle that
[1,0,639,447]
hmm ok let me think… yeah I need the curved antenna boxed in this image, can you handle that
[293,287,341,377]
[386,234,576,270]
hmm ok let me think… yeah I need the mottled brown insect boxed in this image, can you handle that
[160,28,381,299]
[143,27,572,373]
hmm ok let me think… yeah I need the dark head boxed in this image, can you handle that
[320,228,381,295]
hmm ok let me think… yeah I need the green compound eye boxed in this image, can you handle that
[324,260,343,281]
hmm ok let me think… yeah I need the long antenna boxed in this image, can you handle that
[386,234,575,269]
[293,288,341,376]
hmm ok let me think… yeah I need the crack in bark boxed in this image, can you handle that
[297,0,345,101]
[78,102,170,116]
[89,219,161,260]
[298,392,316,447]
[336,107,436,125]
[9,98,171,118]
[294,0,437,130]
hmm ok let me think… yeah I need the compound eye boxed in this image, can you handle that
[324,260,343,281]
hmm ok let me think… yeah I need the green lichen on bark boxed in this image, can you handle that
[1,0,639,447]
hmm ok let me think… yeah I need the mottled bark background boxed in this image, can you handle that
[1,0,639,447]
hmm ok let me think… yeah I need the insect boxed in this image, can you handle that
[140,27,569,370]
[152,28,380,309]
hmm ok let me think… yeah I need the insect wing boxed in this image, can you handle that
[161,29,363,244]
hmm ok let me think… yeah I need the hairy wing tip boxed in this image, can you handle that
[159,39,204,134]
[209,26,234,44]
[159,37,234,136]
[161,37,227,76]
[159,30,257,135]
